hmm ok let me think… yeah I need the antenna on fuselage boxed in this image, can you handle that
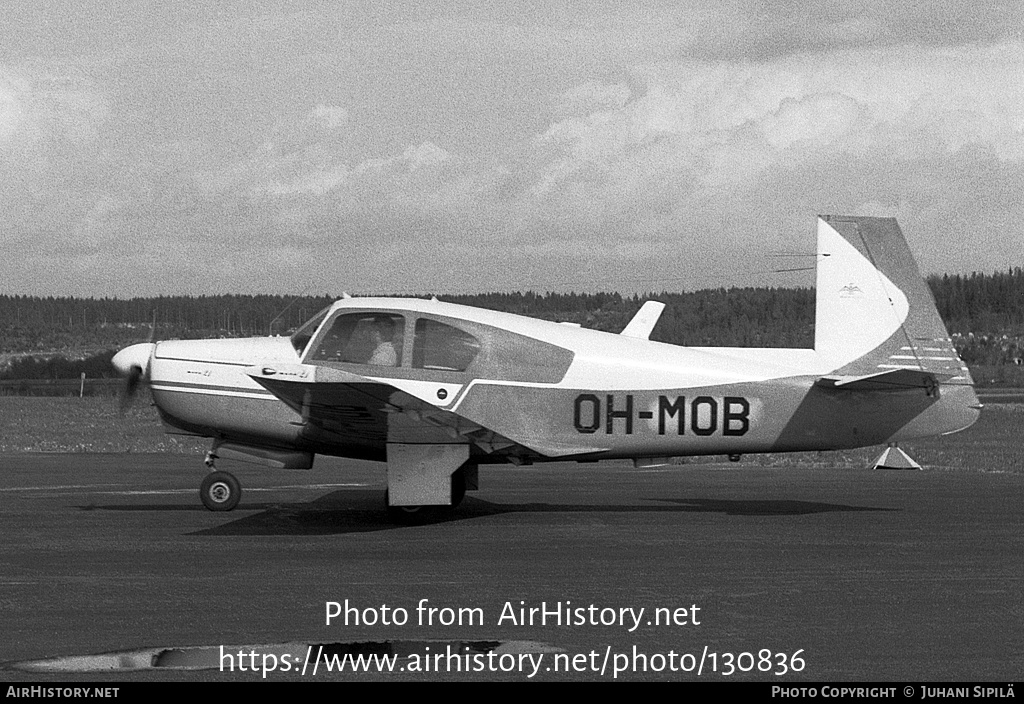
[267,286,315,335]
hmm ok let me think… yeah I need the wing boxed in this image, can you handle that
[245,363,526,457]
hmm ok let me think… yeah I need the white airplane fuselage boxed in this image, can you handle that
[111,216,982,516]
[136,295,978,463]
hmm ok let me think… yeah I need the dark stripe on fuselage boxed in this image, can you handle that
[151,379,276,396]
[154,356,254,367]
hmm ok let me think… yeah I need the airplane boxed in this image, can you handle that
[111,215,981,522]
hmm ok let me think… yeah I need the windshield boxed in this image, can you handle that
[289,306,332,355]
[309,313,404,367]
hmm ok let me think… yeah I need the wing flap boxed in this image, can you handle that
[816,368,954,391]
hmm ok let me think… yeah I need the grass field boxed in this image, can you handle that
[1,393,1020,472]
[0,394,206,454]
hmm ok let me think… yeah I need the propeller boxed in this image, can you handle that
[112,343,156,412]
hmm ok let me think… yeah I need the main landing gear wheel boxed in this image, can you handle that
[383,490,431,524]
[200,471,241,512]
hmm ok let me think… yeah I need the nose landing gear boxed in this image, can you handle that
[199,451,241,511]
[200,471,241,511]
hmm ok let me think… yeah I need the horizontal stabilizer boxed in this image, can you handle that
[620,301,666,340]
[816,368,954,392]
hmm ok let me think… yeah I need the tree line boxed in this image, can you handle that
[1,268,1020,379]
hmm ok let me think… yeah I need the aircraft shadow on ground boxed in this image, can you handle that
[77,488,897,536]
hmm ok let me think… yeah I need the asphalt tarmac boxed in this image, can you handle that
[0,453,1020,682]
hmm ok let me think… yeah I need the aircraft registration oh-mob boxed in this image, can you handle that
[112,216,981,522]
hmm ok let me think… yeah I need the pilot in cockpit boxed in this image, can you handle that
[366,317,398,367]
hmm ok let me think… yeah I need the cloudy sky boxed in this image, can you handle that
[2,1,1022,298]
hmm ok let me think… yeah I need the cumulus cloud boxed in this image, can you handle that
[5,4,1024,296]
[0,66,116,256]
[0,66,109,153]
[132,40,1023,294]
[539,42,1024,184]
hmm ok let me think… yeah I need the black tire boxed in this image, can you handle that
[200,471,241,512]
[450,467,467,509]
[384,489,432,525]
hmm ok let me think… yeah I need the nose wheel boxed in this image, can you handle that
[200,470,241,511]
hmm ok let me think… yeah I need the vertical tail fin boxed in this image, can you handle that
[813,215,972,386]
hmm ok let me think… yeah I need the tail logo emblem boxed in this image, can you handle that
[838,283,864,298]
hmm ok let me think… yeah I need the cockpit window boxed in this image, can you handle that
[309,313,404,367]
[412,319,480,372]
[290,306,331,355]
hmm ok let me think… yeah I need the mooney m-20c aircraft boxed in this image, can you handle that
[113,216,980,521]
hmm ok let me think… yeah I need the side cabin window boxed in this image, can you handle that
[309,313,404,367]
[413,319,480,372]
